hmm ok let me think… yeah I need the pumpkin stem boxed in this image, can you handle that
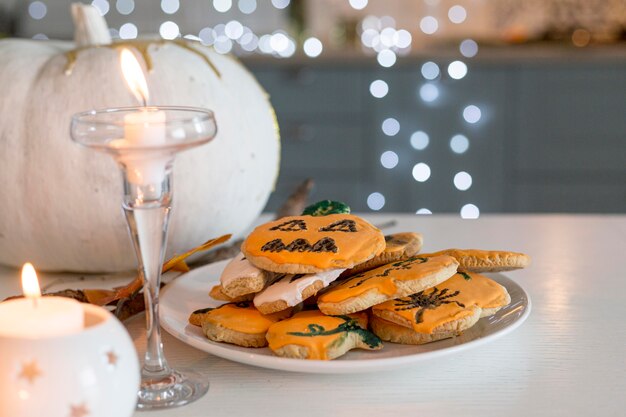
[71,3,112,47]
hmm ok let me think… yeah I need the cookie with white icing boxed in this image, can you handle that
[370,272,510,344]
[209,285,254,303]
[420,249,530,273]
[188,301,291,348]
[342,232,423,277]
[219,252,270,298]
[266,310,382,360]
[317,255,459,315]
[254,269,345,315]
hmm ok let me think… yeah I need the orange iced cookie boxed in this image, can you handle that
[371,272,510,344]
[241,214,385,274]
[317,255,459,315]
[188,301,291,348]
[266,310,382,360]
[420,249,530,272]
[341,232,423,277]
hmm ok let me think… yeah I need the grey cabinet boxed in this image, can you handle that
[508,64,626,212]
[365,65,510,214]
[250,54,626,214]
[254,65,370,211]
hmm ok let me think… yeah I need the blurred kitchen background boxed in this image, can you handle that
[2,0,625,216]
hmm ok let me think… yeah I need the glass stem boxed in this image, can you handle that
[143,285,168,375]
[141,208,169,376]
[122,173,174,381]
[125,204,172,378]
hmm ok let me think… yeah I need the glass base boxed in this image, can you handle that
[136,369,209,410]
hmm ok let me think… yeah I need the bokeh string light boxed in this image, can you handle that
[119,22,138,39]
[303,37,323,58]
[363,1,481,217]
[369,80,389,98]
[367,192,386,211]
[213,0,232,13]
[419,83,439,102]
[160,0,179,14]
[238,0,257,14]
[116,0,135,16]
[412,163,431,182]
[410,131,429,150]
[159,21,179,40]
[91,0,110,16]
[380,151,399,169]
[28,1,47,20]
[450,134,470,154]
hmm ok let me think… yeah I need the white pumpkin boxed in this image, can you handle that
[0,5,280,272]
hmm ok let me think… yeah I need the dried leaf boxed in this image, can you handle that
[83,289,116,305]
[87,234,231,306]
[195,239,242,264]
[169,260,190,273]
[162,234,231,273]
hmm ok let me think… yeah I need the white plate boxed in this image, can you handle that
[160,259,531,374]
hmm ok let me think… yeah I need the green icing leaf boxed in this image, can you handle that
[192,307,215,314]
[458,271,472,281]
[287,315,382,349]
[307,324,326,333]
[302,200,351,216]
[329,332,348,350]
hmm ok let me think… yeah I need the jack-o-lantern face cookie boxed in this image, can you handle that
[420,249,530,273]
[317,255,459,315]
[241,214,386,274]
[188,301,291,348]
[266,310,382,360]
[341,232,423,277]
[370,272,510,345]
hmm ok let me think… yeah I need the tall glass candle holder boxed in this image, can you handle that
[71,106,217,410]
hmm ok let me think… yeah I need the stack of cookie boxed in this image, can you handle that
[188,201,530,360]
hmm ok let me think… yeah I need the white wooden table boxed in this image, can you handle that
[1,214,625,417]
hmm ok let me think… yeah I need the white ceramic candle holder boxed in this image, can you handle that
[0,303,139,417]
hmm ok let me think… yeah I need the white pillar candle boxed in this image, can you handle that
[0,263,84,338]
[118,48,167,186]
[122,108,167,185]
[0,297,84,338]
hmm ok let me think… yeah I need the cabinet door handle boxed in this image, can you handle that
[284,68,317,85]
[285,124,316,143]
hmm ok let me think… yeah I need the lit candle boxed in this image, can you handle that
[0,263,84,338]
[117,48,166,186]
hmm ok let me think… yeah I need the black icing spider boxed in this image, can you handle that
[393,287,465,324]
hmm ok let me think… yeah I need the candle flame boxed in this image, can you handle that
[21,263,41,299]
[120,48,149,106]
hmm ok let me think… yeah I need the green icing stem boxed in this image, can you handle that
[302,200,351,216]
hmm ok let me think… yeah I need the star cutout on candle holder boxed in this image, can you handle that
[106,350,119,367]
[69,402,90,417]
[18,360,42,385]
